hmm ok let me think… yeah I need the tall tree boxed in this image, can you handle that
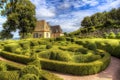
[81,16,93,28]
[1,0,36,39]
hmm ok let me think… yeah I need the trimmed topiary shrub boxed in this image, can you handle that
[108,32,116,39]
[20,65,40,76]
[116,32,120,39]
[39,50,72,62]
[56,37,66,41]
[19,74,39,80]
[55,51,72,62]
[66,37,71,41]
[71,38,75,42]
[19,41,30,49]
[28,59,41,69]
[85,42,97,51]
[38,51,51,59]
[4,43,21,53]
[41,70,63,80]
[103,32,109,38]
[30,40,39,47]
[0,71,19,80]
[46,44,52,49]
[0,61,7,71]
[0,51,32,64]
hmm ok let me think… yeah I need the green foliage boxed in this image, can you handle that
[116,32,120,39]
[39,50,72,62]
[0,71,19,80]
[81,8,120,28]
[0,61,7,71]
[66,37,71,41]
[72,54,101,63]
[0,51,32,64]
[81,16,93,27]
[108,32,116,39]
[2,39,120,76]
[85,42,97,51]
[20,74,39,80]
[56,37,66,41]
[55,51,72,62]
[103,32,109,38]
[46,44,52,49]
[41,70,63,80]
[1,0,36,39]
[20,65,40,76]
[40,50,110,75]
[28,59,41,69]
[4,43,21,53]
[30,40,39,46]
[19,41,30,49]
[70,8,120,37]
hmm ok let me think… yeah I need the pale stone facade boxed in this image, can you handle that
[33,20,51,38]
[33,20,63,38]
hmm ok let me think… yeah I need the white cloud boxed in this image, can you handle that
[58,2,71,9]
[31,0,56,19]
[36,8,56,19]
[82,0,99,6]
[97,0,120,11]
[46,10,95,32]
[0,17,6,25]
[31,0,120,32]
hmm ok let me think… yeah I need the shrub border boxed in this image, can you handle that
[40,51,110,75]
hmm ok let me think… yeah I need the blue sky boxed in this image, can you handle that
[0,0,120,38]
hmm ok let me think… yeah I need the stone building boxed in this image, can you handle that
[50,25,64,38]
[33,20,64,38]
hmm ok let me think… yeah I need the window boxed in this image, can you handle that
[39,34,42,38]
[46,33,49,38]
[34,33,38,38]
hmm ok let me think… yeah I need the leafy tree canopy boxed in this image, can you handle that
[0,0,36,39]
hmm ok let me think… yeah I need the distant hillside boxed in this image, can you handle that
[69,7,120,38]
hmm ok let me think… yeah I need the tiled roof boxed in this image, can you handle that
[50,25,62,33]
[34,20,49,32]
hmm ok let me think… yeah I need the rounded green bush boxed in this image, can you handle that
[56,37,66,41]
[4,43,21,53]
[86,42,97,51]
[39,50,72,62]
[20,74,39,80]
[19,41,30,49]
[116,32,120,39]
[30,40,39,46]
[0,61,7,71]
[56,51,72,62]
[108,32,116,39]
[0,71,19,80]
[46,44,52,49]
[28,59,41,69]
[20,65,40,76]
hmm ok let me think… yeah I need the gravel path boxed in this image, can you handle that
[50,57,120,80]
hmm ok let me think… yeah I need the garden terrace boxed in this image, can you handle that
[0,38,113,76]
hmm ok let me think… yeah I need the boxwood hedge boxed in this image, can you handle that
[76,39,120,58]
[0,71,19,80]
[40,50,110,75]
[0,51,32,64]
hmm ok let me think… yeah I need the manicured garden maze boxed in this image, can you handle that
[0,39,63,80]
[0,38,112,77]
